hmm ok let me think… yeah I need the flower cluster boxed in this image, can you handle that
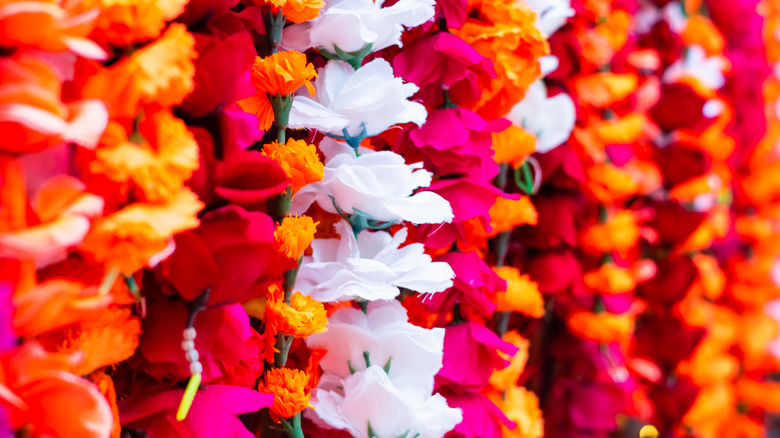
[2,0,780,437]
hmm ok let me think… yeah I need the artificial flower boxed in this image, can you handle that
[524,0,574,37]
[252,0,325,23]
[296,220,454,302]
[262,139,324,193]
[274,215,319,260]
[505,79,576,154]
[81,0,189,45]
[265,290,328,338]
[288,59,426,141]
[291,138,453,225]
[492,267,545,318]
[259,368,313,421]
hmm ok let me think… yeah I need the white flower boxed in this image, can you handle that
[523,0,574,36]
[663,45,727,90]
[306,300,445,390]
[297,221,454,302]
[311,366,462,438]
[288,59,427,140]
[291,137,453,225]
[281,0,435,54]
[506,79,576,154]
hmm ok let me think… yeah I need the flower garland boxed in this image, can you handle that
[2,0,780,437]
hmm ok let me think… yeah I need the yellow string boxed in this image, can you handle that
[639,425,659,438]
[176,373,202,421]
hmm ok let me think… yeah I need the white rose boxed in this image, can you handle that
[281,0,435,54]
[306,299,446,393]
[288,59,427,141]
[506,79,576,154]
[291,138,453,225]
[297,221,454,302]
[310,365,462,438]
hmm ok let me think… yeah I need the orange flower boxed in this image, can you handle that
[46,306,142,376]
[0,0,106,58]
[486,386,543,438]
[80,0,188,46]
[493,267,545,318]
[736,379,780,412]
[488,196,538,235]
[79,24,196,119]
[89,371,121,438]
[80,188,203,275]
[90,109,199,202]
[0,54,108,154]
[253,0,324,23]
[581,210,641,255]
[574,73,638,108]
[492,125,536,167]
[0,341,113,437]
[583,264,636,295]
[259,367,312,421]
[681,16,725,56]
[594,113,646,144]
[238,51,317,130]
[678,204,730,253]
[266,291,328,338]
[274,215,318,260]
[682,383,735,437]
[567,311,634,344]
[586,163,640,204]
[489,330,529,391]
[262,139,324,192]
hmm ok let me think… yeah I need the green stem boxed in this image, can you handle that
[280,413,305,438]
[277,127,286,144]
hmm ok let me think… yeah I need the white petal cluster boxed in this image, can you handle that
[506,79,576,154]
[291,137,453,225]
[288,59,427,138]
[296,220,454,302]
[306,300,462,438]
[282,0,435,53]
[523,0,574,37]
[663,45,728,90]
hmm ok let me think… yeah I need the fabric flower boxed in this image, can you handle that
[296,220,454,302]
[310,365,462,438]
[282,0,435,53]
[523,0,574,36]
[505,79,576,154]
[265,289,328,338]
[274,215,319,260]
[288,59,426,141]
[251,0,325,24]
[259,368,313,421]
[306,299,445,391]
[291,138,453,225]
[262,139,324,193]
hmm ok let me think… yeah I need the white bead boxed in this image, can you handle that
[181,340,195,351]
[185,350,200,363]
[189,361,203,375]
[183,328,197,340]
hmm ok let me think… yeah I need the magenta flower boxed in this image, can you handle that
[438,389,514,438]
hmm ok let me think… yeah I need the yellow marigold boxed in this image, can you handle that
[492,125,536,167]
[493,267,544,318]
[262,139,324,192]
[80,24,196,119]
[91,110,199,202]
[80,189,203,275]
[82,0,189,46]
[488,195,538,235]
[274,216,318,260]
[238,52,317,130]
[253,0,324,23]
[266,291,327,338]
[487,386,543,438]
[594,113,646,144]
[566,311,634,344]
[489,330,529,391]
[260,368,312,421]
[583,264,636,295]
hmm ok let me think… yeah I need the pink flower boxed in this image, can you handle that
[394,33,495,108]
[138,299,263,387]
[120,384,273,438]
[435,321,518,390]
[438,389,513,438]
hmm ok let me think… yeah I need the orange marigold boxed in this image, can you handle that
[567,311,634,344]
[487,386,544,438]
[79,24,196,119]
[262,139,324,192]
[586,163,640,204]
[493,267,545,318]
[81,0,189,46]
[580,210,641,255]
[266,291,327,338]
[492,125,536,167]
[583,264,636,295]
[489,330,530,391]
[238,52,317,130]
[260,367,312,421]
[489,195,538,235]
[252,0,324,23]
[91,109,198,202]
[274,215,318,260]
[80,189,203,275]
[574,73,638,108]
